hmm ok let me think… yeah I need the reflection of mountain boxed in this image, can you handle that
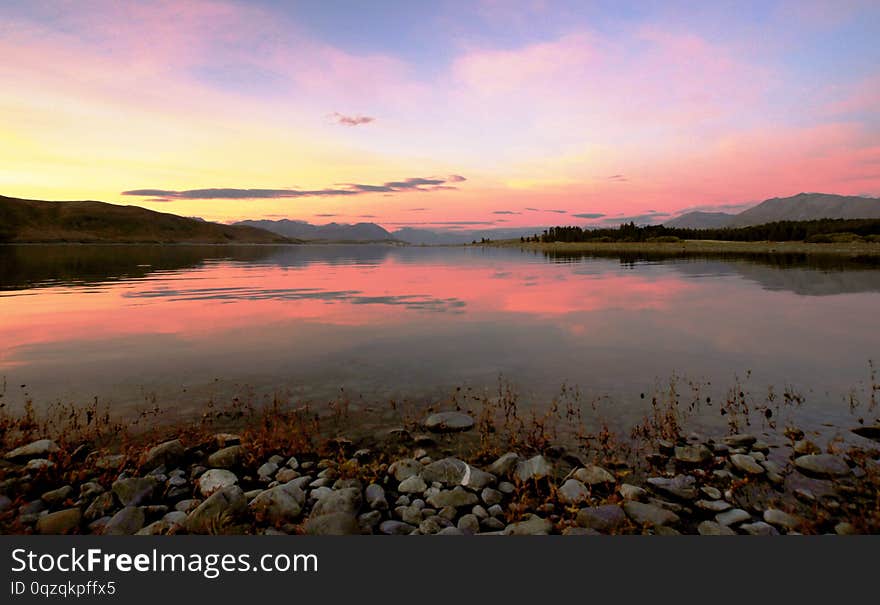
[540,249,880,296]
[0,244,279,291]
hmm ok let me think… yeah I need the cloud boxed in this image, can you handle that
[606,174,629,182]
[122,175,465,200]
[571,213,606,219]
[385,221,495,226]
[314,213,337,217]
[597,211,671,226]
[524,207,567,213]
[492,210,520,215]
[358,214,377,218]
[328,112,375,126]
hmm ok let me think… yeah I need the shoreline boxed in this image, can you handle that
[2,390,877,535]
[486,239,880,258]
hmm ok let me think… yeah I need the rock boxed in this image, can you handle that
[427,487,479,509]
[0,495,12,513]
[79,482,105,501]
[481,517,505,531]
[695,499,732,513]
[103,506,145,535]
[623,501,679,527]
[213,433,241,448]
[276,468,299,483]
[834,522,856,535]
[674,445,712,465]
[763,508,801,531]
[198,469,238,497]
[358,510,382,530]
[503,514,552,535]
[723,434,757,448]
[646,475,697,500]
[852,425,880,441]
[185,485,247,534]
[257,462,279,482]
[715,508,751,526]
[573,465,615,486]
[175,499,201,513]
[619,484,647,501]
[421,457,467,486]
[730,454,765,475]
[365,484,388,510]
[437,527,465,536]
[563,527,602,536]
[424,411,475,433]
[488,452,520,477]
[143,439,184,471]
[36,508,81,534]
[379,520,417,535]
[84,492,117,521]
[390,458,423,482]
[558,479,590,504]
[305,512,360,535]
[163,510,187,527]
[26,459,54,472]
[793,454,850,478]
[700,486,722,500]
[311,487,362,516]
[249,482,305,524]
[207,445,244,469]
[697,521,736,535]
[5,439,59,461]
[41,485,74,507]
[481,487,503,506]
[112,477,159,507]
[741,521,779,536]
[576,505,626,532]
[514,455,554,482]
[398,475,428,494]
[472,505,489,520]
[94,454,125,470]
[457,514,480,534]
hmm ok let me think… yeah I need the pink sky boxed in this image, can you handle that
[1,0,879,227]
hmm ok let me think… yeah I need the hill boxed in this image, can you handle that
[0,195,292,244]
[667,193,880,228]
[235,219,393,242]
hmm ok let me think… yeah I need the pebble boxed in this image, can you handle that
[763,508,801,531]
[558,479,590,504]
[623,501,679,527]
[36,508,81,534]
[503,514,552,535]
[198,469,238,497]
[715,508,751,526]
[576,505,626,532]
[674,445,713,465]
[793,454,850,478]
[514,455,554,482]
[730,454,765,475]
[207,445,244,469]
[619,483,648,501]
[488,452,520,477]
[143,439,184,471]
[481,487,503,506]
[398,475,428,494]
[573,465,615,486]
[697,521,736,536]
[646,475,697,500]
[740,521,779,536]
[5,439,59,461]
[103,506,145,535]
[423,412,475,433]
[457,514,480,534]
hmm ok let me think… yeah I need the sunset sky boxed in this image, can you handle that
[2,0,879,228]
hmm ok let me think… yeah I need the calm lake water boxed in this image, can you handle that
[1,244,879,428]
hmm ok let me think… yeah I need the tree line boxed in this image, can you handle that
[535,218,880,243]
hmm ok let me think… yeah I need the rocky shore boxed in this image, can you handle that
[2,409,878,535]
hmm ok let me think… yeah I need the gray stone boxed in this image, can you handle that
[576,505,626,532]
[41,485,74,507]
[763,508,801,531]
[573,465,615,486]
[619,484,647,501]
[730,454,765,475]
[424,411,475,433]
[365,484,388,510]
[793,440,820,456]
[695,499,732,513]
[514,455,553,482]
[793,454,850,478]
[112,477,159,507]
[398,475,428,494]
[143,439,184,471]
[437,527,465,535]
[723,434,757,448]
[498,481,515,494]
[427,487,479,509]
[503,515,552,535]
[358,510,382,530]
[674,444,712,465]
[852,425,880,441]
[481,487,503,506]
[379,520,416,535]
[249,482,305,524]
[36,508,81,534]
[390,458,423,482]
[834,522,856,535]
[257,462,279,482]
[84,492,117,521]
[457,514,480,534]
[558,479,590,504]
[185,486,247,534]
[700,486,722,500]
[472,505,489,519]
[481,517,505,531]
[715,508,751,526]
[563,527,602,536]
[94,454,125,470]
[646,475,697,500]
[488,504,504,517]
[311,487,362,516]
[623,501,679,527]
[488,452,520,477]
[198,469,238,497]
[5,439,59,461]
[741,521,779,535]
[207,445,244,469]
[26,458,53,472]
[697,521,736,535]
[305,512,361,535]
[421,457,469,486]
[103,506,145,535]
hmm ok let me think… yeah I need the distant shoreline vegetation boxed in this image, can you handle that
[530,218,880,244]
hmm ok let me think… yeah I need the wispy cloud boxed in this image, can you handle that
[492,210,520,215]
[598,211,671,226]
[606,174,629,182]
[571,212,606,219]
[328,112,375,126]
[122,175,466,201]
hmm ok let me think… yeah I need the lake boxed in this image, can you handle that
[1,244,879,430]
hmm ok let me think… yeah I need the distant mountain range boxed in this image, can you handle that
[666,193,880,229]
[0,195,292,244]
[235,219,545,245]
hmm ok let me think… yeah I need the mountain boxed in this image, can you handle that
[0,195,292,244]
[666,193,880,229]
[664,211,736,229]
[235,219,393,242]
[391,226,546,245]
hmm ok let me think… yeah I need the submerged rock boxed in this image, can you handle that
[793,454,850,478]
[424,412,475,433]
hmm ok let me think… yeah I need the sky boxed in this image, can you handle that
[1,0,879,228]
